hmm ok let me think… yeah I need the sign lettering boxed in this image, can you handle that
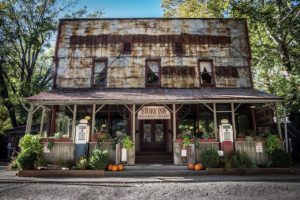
[137,106,171,120]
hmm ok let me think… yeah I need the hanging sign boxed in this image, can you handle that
[137,106,171,120]
[255,142,263,153]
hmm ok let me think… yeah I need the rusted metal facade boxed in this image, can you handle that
[54,18,251,89]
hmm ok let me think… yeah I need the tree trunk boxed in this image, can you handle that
[0,66,18,127]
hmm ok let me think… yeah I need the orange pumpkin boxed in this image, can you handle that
[118,164,124,171]
[108,164,113,171]
[194,164,201,171]
[112,165,118,171]
[198,163,203,170]
[188,163,195,170]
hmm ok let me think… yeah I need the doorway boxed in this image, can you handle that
[140,120,167,152]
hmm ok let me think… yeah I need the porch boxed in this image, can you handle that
[24,88,286,165]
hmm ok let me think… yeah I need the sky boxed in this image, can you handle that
[71,0,164,18]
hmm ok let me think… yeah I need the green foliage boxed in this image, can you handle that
[200,149,220,168]
[16,149,37,170]
[89,149,110,170]
[269,149,293,168]
[19,134,42,155]
[37,157,48,167]
[122,136,134,150]
[231,152,254,168]
[77,157,89,169]
[47,141,54,150]
[8,160,19,170]
[265,135,282,155]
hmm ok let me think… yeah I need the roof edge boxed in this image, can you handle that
[59,17,247,21]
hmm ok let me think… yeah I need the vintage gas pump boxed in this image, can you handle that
[75,119,90,160]
[219,119,234,155]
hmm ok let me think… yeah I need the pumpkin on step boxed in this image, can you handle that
[108,164,113,171]
[112,165,118,171]
[194,163,202,171]
[188,163,195,170]
[118,164,124,171]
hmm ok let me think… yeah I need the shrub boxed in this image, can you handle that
[265,135,282,155]
[89,149,110,170]
[231,152,254,168]
[269,149,293,168]
[122,136,134,150]
[19,134,42,155]
[16,149,37,170]
[77,157,89,169]
[200,149,220,168]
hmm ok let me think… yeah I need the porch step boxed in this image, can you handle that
[135,152,173,164]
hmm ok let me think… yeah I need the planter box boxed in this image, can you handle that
[199,139,217,142]
[18,170,104,177]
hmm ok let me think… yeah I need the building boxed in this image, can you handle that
[25,18,286,165]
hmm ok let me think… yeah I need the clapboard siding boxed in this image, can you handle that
[235,141,268,164]
[196,142,220,163]
[43,142,75,163]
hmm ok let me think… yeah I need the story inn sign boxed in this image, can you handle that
[24,18,288,165]
[137,106,171,120]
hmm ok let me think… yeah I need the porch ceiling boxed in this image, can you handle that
[25,88,284,105]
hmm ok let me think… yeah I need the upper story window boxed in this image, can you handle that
[175,42,183,54]
[145,59,160,87]
[122,42,132,54]
[199,60,214,86]
[93,59,107,87]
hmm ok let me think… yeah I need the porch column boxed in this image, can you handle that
[172,104,176,145]
[72,105,77,143]
[25,104,34,134]
[283,104,288,152]
[91,104,96,139]
[275,103,283,139]
[231,103,237,140]
[39,106,46,136]
[213,103,218,140]
[132,104,136,144]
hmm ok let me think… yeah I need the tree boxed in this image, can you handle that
[0,0,103,129]
[161,0,300,115]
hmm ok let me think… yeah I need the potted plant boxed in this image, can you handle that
[121,136,134,164]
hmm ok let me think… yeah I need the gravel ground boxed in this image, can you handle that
[0,182,299,200]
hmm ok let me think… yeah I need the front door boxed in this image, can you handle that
[141,120,167,151]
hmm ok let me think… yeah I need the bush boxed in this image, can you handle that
[265,135,282,155]
[16,149,37,170]
[200,149,220,168]
[269,149,293,168]
[19,134,42,155]
[231,152,254,168]
[89,149,110,170]
[77,157,89,169]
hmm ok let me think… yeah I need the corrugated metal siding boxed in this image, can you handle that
[56,19,251,89]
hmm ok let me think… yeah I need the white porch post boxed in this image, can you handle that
[172,104,176,145]
[231,103,237,140]
[283,105,289,152]
[91,104,96,139]
[213,103,218,140]
[275,103,283,139]
[72,105,77,143]
[132,104,136,143]
[39,106,46,136]
[25,104,34,134]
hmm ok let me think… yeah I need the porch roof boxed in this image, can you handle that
[25,88,284,105]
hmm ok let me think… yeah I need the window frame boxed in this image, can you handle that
[174,42,184,54]
[145,58,161,87]
[198,59,215,87]
[122,42,132,54]
[91,58,108,87]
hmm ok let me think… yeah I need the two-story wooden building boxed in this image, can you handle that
[25,18,286,165]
